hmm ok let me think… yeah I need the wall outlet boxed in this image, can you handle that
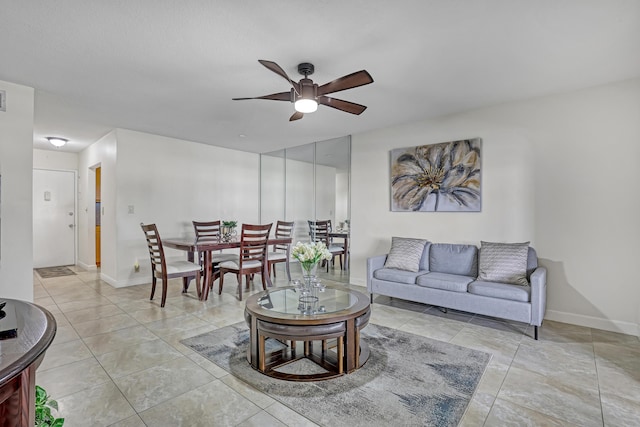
[128,205,135,214]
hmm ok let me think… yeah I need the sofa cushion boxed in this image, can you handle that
[429,244,478,276]
[468,280,531,302]
[526,246,538,279]
[418,242,432,271]
[374,268,428,285]
[416,272,474,292]
[384,237,428,272]
[478,241,530,286]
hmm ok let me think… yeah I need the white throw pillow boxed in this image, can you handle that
[478,241,530,286]
[384,237,428,272]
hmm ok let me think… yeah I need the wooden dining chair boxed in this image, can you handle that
[218,223,273,301]
[267,220,295,281]
[192,220,238,280]
[308,220,344,271]
[140,223,202,307]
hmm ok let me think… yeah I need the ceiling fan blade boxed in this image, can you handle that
[318,96,367,115]
[258,60,300,94]
[232,91,292,101]
[289,111,304,121]
[317,70,373,96]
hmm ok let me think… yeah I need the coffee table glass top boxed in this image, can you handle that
[256,287,357,315]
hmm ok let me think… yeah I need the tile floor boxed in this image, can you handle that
[33,266,640,426]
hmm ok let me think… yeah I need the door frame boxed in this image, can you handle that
[32,168,78,267]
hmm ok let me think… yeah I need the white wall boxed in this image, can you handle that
[0,80,34,301]
[351,77,640,336]
[33,149,78,171]
[260,154,285,225]
[76,129,261,287]
[78,131,117,282]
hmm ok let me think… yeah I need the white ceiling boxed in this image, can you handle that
[1,0,639,154]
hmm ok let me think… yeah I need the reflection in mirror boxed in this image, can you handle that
[284,143,315,245]
[315,136,350,232]
[259,136,351,283]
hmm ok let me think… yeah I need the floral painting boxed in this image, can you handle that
[390,138,481,212]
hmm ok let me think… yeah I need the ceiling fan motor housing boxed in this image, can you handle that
[298,78,317,101]
[297,62,315,77]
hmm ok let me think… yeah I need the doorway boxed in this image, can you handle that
[33,169,76,268]
[95,166,101,267]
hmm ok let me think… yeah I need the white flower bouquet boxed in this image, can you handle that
[291,241,332,275]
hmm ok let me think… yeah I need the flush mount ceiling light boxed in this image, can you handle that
[47,137,68,147]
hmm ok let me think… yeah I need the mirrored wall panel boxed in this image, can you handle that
[260,136,351,279]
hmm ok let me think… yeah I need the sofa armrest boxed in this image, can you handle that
[529,266,547,326]
[366,254,388,292]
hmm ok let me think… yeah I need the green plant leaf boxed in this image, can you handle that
[51,418,65,427]
[36,385,47,405]
[48,399,59,411]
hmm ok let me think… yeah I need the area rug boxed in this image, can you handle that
[182,322,491,427]
[35,266,76,278]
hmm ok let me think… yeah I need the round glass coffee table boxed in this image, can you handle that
[244,285,371,381]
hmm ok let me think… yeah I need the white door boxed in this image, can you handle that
[33,169,76,268]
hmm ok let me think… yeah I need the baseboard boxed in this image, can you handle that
[77,261,97,271]
[350,277,366,287]
[99,272,119,287]
[116,276,150,287]
[545,309,639,337]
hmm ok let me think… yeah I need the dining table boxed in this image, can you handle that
[328,230,350,270]
[163,236,293,301]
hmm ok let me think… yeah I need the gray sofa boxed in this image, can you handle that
[366,241,547,339]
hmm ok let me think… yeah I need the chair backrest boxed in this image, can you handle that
[308,220,331,245]
[193,220,222,243]
[141,223,166,273]
[273,220,294,252]
[239,223,273,266]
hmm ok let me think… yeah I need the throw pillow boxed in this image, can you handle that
[384,237,428,272]
[478,241,530,286]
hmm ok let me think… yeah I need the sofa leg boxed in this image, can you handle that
[438,307,448,314]
[370,293,373,303]
[534,325,539,340]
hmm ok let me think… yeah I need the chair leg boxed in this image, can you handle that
[160,276,168,308]
[238,276,243,301]
[150,276,157,301]
[285,260,291,281]
[195,270,202,300]
[218,271,225,295]
[260,270,268,291]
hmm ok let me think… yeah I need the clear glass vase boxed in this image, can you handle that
[300,262,318,283]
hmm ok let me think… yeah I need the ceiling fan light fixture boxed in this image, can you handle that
[47,137,68,147]
[294,98,318,113]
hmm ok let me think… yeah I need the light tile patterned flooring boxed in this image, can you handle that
[33,266,640,426]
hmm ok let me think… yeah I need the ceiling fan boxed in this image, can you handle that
[233,60,374,121]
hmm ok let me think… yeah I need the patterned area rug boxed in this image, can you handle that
[35,266,76,278]
[182,322,491,427]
